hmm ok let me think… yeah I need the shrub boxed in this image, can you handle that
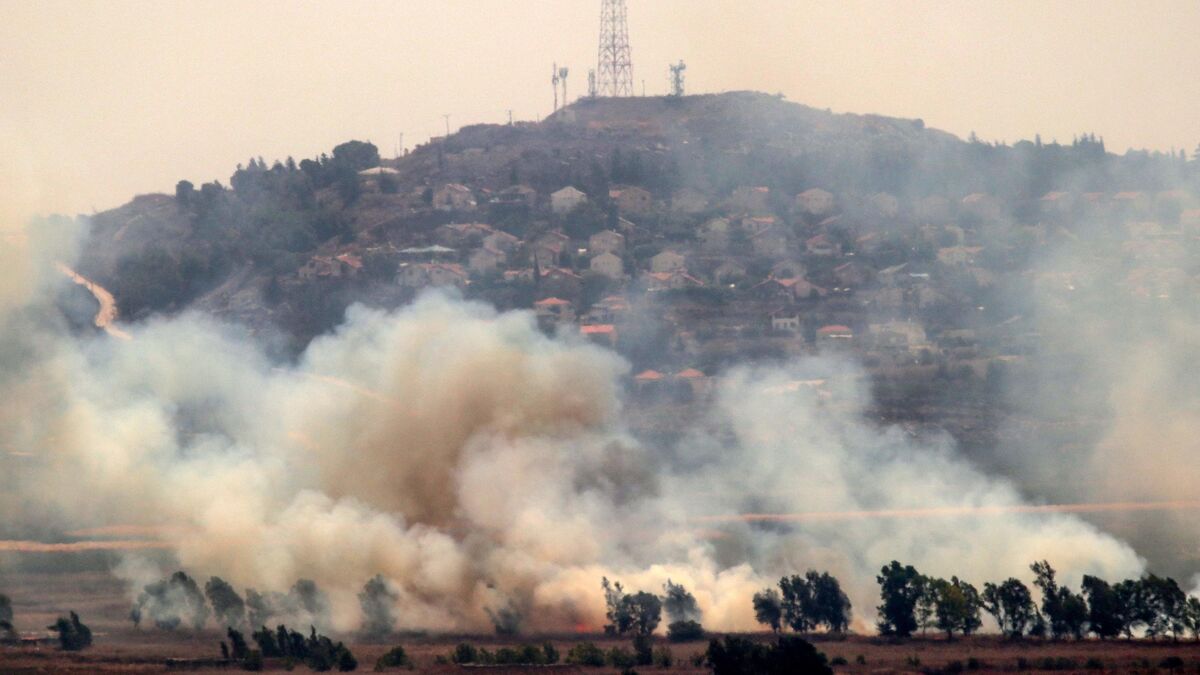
[652,645,673,667]
[374,645,412,670]
[542,641,559,664]
[48,611,92,651]
[966,656,983,670]
[243,649,264,672]
[666,619,705,642]
[855,654,866,665]
[705,635,832,675]
[607,646,637,668]
[451,643,478,664]
[1084,658,1104,670]
[566,642,606,667]
[830,655,848,665]
[633,634,653,665]
[1159,656,1185,671]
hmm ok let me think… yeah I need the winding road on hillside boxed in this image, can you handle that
[56,262,131,340]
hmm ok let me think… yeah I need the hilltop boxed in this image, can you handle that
[73,90,1196,364]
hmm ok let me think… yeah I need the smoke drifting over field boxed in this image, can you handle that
[0,217,1154,633]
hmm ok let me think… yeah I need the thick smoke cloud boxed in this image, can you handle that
[0,234,1147,632]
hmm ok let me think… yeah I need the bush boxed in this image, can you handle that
[966,656,983,670]
[705,635,832,675]
[566,642,606,667]
[666,619,704,642]
[1084,658,1104,670]
[607,646,637,668]
[542,641,559,664]
[830,655,848,665]
[374,645,412,670]
[652,646,673,667]
[633,634,653,666]
[451,643,478,664]
[855,654,866,665]
[1159,656,1185,671]
[48,611,92,651]
[243,649,264,672]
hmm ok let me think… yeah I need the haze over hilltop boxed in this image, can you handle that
[6,0,1200,217]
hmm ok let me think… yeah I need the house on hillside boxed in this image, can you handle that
[539,267,583,299]
[534,297,575,327]
[794,188,835,217]
[805,233,839,257]
[435,222,493,247]
[398,262,468,288]
[644,270,703,291]
[588,229,625,255]
[469,246,507,274]
[551,186,588,214]
[698,217,732,252]
[730,186,770,214]
[590,252,624,280]
[770,310,802,333]
[752,225,792,258]
[816,324,854,344]
[483,229,521,253]
[580,323,617,348]
[650,250,687,273]
[609,185,653,215]
[712,260,747,286]
[432,183,476,211]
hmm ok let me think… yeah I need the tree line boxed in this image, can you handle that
[750,561,1200,642]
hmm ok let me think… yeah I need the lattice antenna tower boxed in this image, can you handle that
[559,66,570,107]
[669,60,686,97]
[596,0,633,97]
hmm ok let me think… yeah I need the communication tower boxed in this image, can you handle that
[596,0,634,97]
[552,63,560,111]
[559,66,570,107]
[669,60,686,97]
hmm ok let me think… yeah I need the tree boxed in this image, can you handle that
[705,635,832,675]
[753,588,783,633]
[226,627,250,660]
[982,578,1036,638]
[1081,575,1126,639]
[875,561,923,637]
[1141,575,1188,640]
[809,571,852,633]
[358,574,398,639]
[331,140,381,172]
[175,180,195,207]
[601,578,661,636]
[663,579,703,641]
[48,611,92,651]
[205,577,245,629]
[1183,596,1200,640]
[931,577,982,639]
[132,571,210,631]
[0,593,11,625]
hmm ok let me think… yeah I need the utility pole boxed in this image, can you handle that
[552,62,560,111]
[442,114,450,137]
[507,109,513,125]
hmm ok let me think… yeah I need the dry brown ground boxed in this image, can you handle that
[1,569,1199,673]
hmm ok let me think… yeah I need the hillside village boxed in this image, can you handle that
[76,93,1200,414]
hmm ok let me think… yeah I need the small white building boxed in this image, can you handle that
[590,251,624,279]
[588,229,625,255]
[649,250,687,273]
[551,186,588,214]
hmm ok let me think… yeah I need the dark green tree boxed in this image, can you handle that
[48,611,92,651]
[753,588,783,633]
[982,578,1036,638]
[875,561,923,637]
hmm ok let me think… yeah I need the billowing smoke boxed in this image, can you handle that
[0,224,1149,632]
[358,574,399,638]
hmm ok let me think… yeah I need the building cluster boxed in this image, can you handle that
[297,170,1200,391]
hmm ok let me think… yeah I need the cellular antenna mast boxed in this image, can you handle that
[552,63,560,111]
[669,60,686,97]
[559,66,570,108]
[596,0,633,97]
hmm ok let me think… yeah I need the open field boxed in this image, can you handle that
[2,569,1199,673]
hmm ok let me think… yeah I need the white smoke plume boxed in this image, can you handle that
[0,240,1148,635]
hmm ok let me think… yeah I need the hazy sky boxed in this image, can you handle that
[3,0,1200,217]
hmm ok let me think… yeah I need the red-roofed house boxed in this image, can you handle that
[580,323,617,347]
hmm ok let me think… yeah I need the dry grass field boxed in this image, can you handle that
[1,569,1198,673]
